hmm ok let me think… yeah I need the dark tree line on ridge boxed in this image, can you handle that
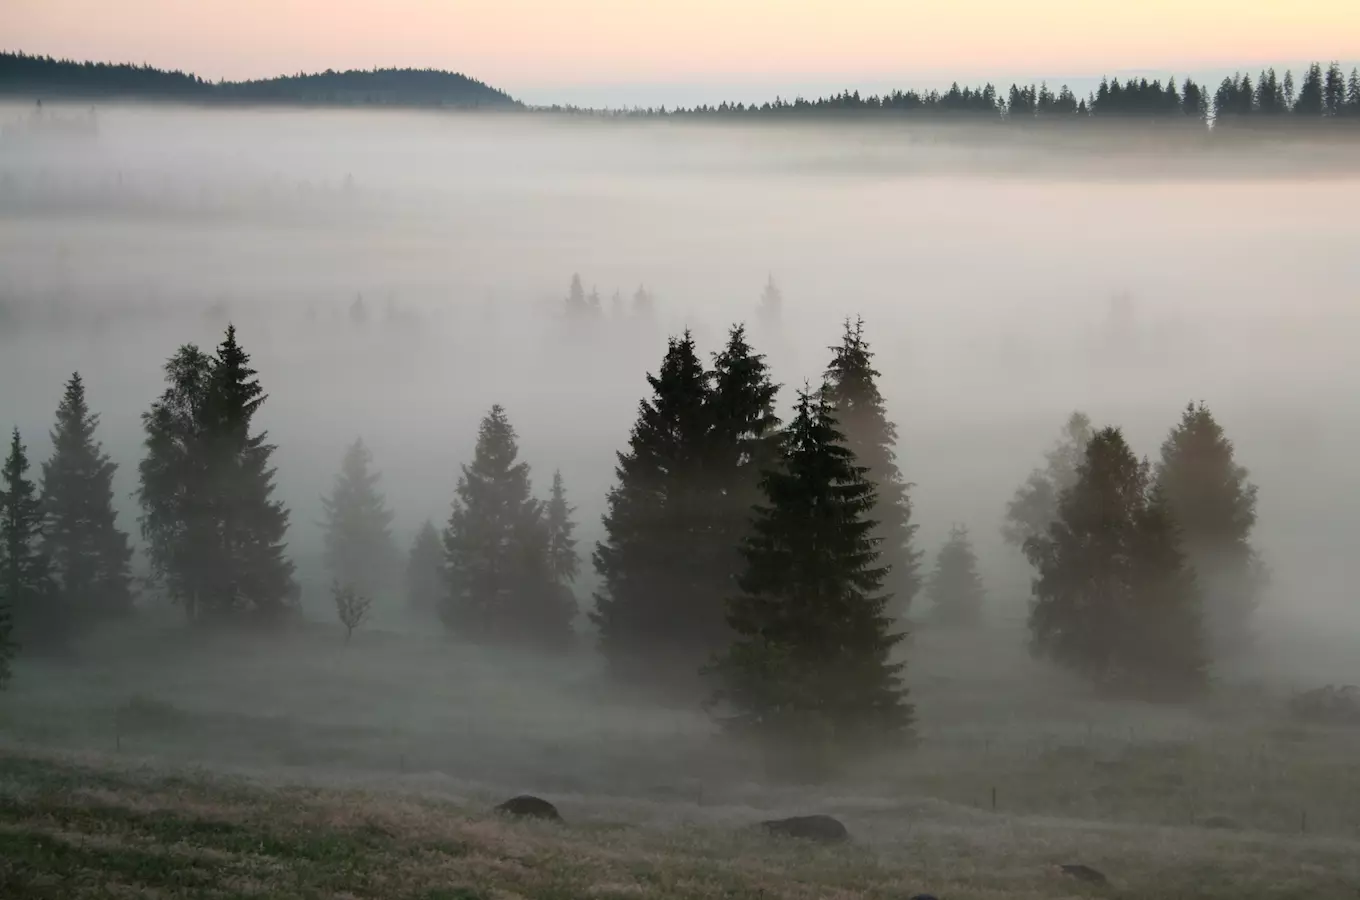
[0,313,1266,776]
[0,52,520,109]
[7,50,1359,132]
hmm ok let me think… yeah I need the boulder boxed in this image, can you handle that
[760,814,849,844]
[1054,863,1107,884]
[494,795,562,822]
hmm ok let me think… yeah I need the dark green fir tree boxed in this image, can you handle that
[40,373,134,625]
[592,331,716,691]
[138,328,296,624]
[3,429,58,646]
[823,317,920,616]
[443,405,571,646]
[545,469,580,585]
[711,386,912,780]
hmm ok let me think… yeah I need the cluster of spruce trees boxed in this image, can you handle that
[624,62,1360,126]
[1,373,134,680]
[0,311,1267,776]
[1004,407,1263,698]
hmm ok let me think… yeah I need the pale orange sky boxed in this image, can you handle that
[4,0,1358,100]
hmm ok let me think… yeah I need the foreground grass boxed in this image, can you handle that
[1,749,1358,899]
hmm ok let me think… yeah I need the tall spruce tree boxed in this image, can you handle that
[321,437,397,601]
[3,429,58,646]
[1003,411,1093,548]
[593,331,716,689]
[711,386,912,779]
[138,328,295,624]
[40,373,134,625]
[404,521,445,616]
[1154,402,1264,657]
[1025,427,1207,698]
[822,317,920,616]
[926,525,985,627]
[443,405,571,645]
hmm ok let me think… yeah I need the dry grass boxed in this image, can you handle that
[1,620,1359,898]
[1,747,1359,899]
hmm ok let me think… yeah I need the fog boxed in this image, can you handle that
[2,103,1359,833]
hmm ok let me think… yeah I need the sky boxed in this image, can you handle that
[4,0,1360,106]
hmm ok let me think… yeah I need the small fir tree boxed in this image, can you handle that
[321,437,397,601]
[2,429,57,645]
[926,525,986,627]
[823,317,920,616]
[1025,427,1207,699]
[711,386,912,780]
[756,275,783,329]
[40,372,134,625]
[404,520,446,616]
[544,470,580,585]
[443,405,570,645]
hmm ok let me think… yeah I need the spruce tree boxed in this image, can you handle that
[204,326,295,620]
[40,372,134,625]
[404,521,446,616]
[1025,427,1207,699]
[138,328,295,624]
[711,386,912,778]
[321,437,397,601]
[443,405,570,645]
[1154,402,1264,657]
[2,429,57,646]
[926,525,985,627]
[593,331,715,689]
[1002,411,1093,548]
[822,317,920,616]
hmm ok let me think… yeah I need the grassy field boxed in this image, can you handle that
[1,617,1359,898]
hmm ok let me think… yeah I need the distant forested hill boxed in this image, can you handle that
[0,52,521,109]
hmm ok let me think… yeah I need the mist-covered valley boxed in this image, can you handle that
[3,100,1360,898]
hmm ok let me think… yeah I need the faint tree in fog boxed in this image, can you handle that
[320,437,397,601]
[442,405,573,646]
[332,581,371,644]
[138,327,297,624]
[404,521,446,617]
[1025,427,1207,699]
[1002,411,1093,549]
[3,429,58,647]
[631,285,655,321]
[593,331,716,691]
[349,293,368,326]
[926,525,985,627]
[564,274,589,319]
[711,386,912,780]
[40,373,134,627]
[823,317,921,616]
[1348,69,1360,115]
[0,582,13,689]
[1154,402,1266,658]
[757,275,783,330]
[545,470,580,585]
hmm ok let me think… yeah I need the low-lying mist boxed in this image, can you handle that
[2,102,1358,827]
